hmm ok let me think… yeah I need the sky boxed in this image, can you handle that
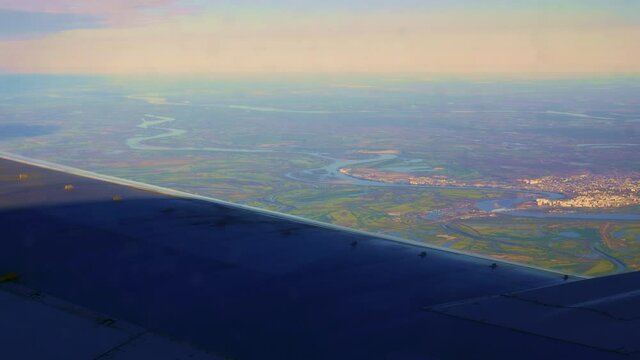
[0,0,638,74]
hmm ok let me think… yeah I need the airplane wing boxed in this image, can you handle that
[1,154,638,359]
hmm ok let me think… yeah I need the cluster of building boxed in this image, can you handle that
[524,174,640,209]
[535,195,638,209]
[341,167,640,210]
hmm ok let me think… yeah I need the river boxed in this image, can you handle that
[127,114,640,222]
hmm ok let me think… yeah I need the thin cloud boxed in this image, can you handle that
[0,0,198,25]
[0,10,103,39]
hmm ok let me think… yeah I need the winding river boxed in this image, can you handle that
[126,114,273,154]
[127,114,640,221]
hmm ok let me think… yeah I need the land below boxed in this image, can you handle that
[1,74,638,276]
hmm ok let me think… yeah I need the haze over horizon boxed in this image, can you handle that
[0,0,638,74]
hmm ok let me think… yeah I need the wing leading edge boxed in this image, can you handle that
[1,155,637,359]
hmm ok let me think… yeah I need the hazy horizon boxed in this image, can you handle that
[1,1,639,74]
